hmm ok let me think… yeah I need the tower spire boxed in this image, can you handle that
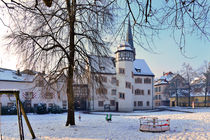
[126,17,135,59]
[126,17,134,49]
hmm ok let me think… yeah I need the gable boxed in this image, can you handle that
[133,59,154,76]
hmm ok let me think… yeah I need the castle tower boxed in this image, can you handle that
[115,19,135,111]
[126,17,135,60]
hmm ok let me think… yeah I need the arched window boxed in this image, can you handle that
[135,89,144,95]
[144,78,151,84]
[135,78,142,83]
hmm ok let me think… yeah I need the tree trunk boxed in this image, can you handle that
[66,69,75,126]
[65,0,76,126]
[188,85,191,107]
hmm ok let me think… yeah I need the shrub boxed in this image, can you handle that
[36,103,48,114]
[1,106,17,115]
[48,104,63,114]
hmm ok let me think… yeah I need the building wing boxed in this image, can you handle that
[133,59,154,76]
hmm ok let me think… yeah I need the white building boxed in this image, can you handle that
[0,68,67,111]
[87,19,155,111]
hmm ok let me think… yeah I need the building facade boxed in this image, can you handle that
[154,72,187,107]
[87,19,155,111]
[0,68,67,111]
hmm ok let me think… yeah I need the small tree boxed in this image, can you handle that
[203,62,210,107]
[181,63,197,106]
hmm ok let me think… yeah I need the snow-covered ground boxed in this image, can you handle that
[1,107,210,140]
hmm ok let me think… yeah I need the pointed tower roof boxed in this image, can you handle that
[126,17,134,49]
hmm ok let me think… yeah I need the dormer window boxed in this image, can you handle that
[135,68,141,73]
[100,66,105,71]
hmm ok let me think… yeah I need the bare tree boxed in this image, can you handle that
[1,0,114,126]
[180,62,198,106]
[125,0,210,52]
[203,62,210,107]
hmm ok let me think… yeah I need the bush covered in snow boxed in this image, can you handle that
[1,106,17,115]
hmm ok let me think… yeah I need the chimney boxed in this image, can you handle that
[17,69,21,76]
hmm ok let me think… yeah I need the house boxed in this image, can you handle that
[86,19,155,111]
[0,68,66,111]
[154,72,187,107]
[169,76,210,107]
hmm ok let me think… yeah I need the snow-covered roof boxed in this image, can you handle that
[155,72,175,86]
[89,55,116,74]
[159,74,174,81]
[191,76,206,85]
[0,68,35,82]
[116,41,133,52]
[171,91,210,97]
[133,59,154,76]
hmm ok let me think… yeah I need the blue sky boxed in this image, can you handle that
[0,1,209,78]
[136,32,209,77]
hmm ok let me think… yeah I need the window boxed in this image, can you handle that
[111,77,117,84]
[111,89,116,95]
[119,92,125,99]
[135,89,140,95]
[125,82,131,89]
[62,100,67,109]
[195,98,199,102]
[48,103,53,108]
[148,89,151,95]
[25,92,34,100]
[134,101,136,107]
[36,80,44,87]
[116,80,119,86]
[135,78,142,83]
[34,104,38,109]
[7,103,14,107]
[138,101,143,106]
[119,68,125,74]
[155,87,157,92]
[135,68,141,73]
[45,92,53,99]
[135,89,144,95]
[147,101,150,106]
[8,94,14,97]
[144,78,151,84]
[100,66,105,71]
[132,86,134,94]
[131,72,134,78]
[98,101,104,107]
[159,86,161,92]
[101,76,107,83]
[96,87,107,94]
[110,100,115,106]
[26,102,31,108]
[159,95,161,100]
[57,92,60,99]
